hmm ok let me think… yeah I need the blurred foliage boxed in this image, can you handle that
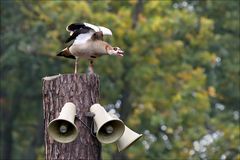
[0,0,239,160]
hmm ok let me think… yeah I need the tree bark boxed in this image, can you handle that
[42,73,101,160]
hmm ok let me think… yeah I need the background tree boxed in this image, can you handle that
[0,0,239,160]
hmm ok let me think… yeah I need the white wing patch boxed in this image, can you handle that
[99,26,112,36]
[84,22,112,36]
[84,22,100,32]
[73,30,94,44]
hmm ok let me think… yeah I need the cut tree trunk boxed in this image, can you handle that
[42,73,101,160]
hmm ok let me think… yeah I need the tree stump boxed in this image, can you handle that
[42,73,101,160]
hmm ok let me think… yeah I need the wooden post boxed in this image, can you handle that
[42,73,101,160]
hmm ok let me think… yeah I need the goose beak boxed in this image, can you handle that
[117,50,124,57]
[113,47,124,57]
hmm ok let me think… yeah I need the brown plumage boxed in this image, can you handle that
[57,47,75,59]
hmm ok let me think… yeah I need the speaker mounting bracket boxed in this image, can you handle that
[85,112,95,117]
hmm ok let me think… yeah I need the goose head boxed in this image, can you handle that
[107,47,124,57]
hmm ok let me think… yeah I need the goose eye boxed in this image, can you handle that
[113,48,117,51]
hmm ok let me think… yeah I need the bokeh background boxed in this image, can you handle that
[0,0,239,160]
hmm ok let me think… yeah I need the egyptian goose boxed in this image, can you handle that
[57,22,124,73]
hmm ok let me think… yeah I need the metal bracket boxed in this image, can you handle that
[74,113,96,137]
[85,112,95,117]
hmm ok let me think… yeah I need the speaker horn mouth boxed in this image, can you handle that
[97,119,125,144]
[48,119,78,143]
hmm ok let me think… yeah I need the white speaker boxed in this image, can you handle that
[47,102,78,143]
[90,104,125,144]
[116,125,143,152]
[109,113,143,152]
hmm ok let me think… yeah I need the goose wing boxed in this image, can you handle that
[65,28,93,43]
[65,22,112,43]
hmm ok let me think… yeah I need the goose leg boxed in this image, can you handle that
[88,60,94,74]
[74,57,79,74]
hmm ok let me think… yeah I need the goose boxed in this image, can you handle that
[57,22,124,74]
